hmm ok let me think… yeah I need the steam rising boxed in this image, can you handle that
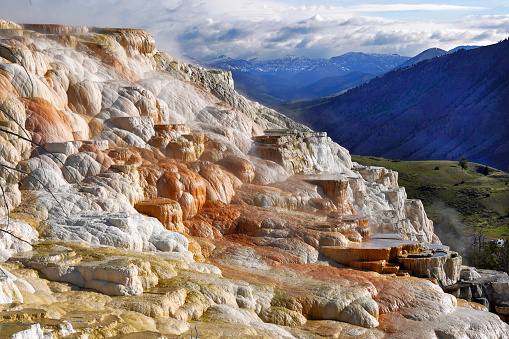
[430,201,470,255]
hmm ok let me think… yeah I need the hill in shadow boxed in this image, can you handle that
[278,39,509,171]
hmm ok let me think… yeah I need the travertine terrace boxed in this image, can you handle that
[0,21,508,338]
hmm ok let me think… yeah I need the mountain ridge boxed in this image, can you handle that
[203,52,408,106]
[396,47,448,69]
[396,45,481,70]
[206,52,409,79]
[202,46,484,108]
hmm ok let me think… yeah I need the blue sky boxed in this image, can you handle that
[1,0,508,60]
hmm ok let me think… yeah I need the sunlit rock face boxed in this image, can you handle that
[251,130,354,176]
[0,20,508,337]
[348,165,438,243]
[135,198,185,233]
[217,156,255,184]
[355,164,399,190]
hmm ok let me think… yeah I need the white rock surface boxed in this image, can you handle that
[250,322,296,338]
[48,211,188,252]
[310,135,356,175]
[205,304,263,325]
[44,141,81,156]
[0,218,38,261]
[96,126,149,148]
[404,199,437,243]
[205,304,296,338]
[20,167,68,191]
[63,152,102,182]
[155,317,190,335]
[348,174,438,243]
[0,274,22,304]
[27,173,142,221]
[9,323,45,339]
[17,154,64,173]
[0,183,21,217]
[355,164,399,189]
[0,265,35,303]
[460,266,482,281]
[108,116,155,142]
[27,259,150,296]
[0,63,62,109]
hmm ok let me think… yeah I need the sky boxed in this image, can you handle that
[1,0,509,60]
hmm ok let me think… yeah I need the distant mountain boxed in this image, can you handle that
[329,52,409,74]
[448,45,480,54]
[208,54,333,82]
[204,52,408,106]
[396,46,481,70]
[207,52,408,81]
[396,48,447,69]
[277,39,509,171]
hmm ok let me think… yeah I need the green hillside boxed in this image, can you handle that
[352,155,509,254]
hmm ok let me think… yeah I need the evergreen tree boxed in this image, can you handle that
[459,158,468,170]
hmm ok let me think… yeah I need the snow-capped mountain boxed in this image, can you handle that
[201,52,410,106]
[207,52,409,78]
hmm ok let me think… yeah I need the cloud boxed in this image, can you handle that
[462,14,509,30]
[350,4,487,12]
[0,0,508,60]
[174,10,509,60]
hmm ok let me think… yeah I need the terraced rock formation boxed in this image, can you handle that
[0,20,508,338]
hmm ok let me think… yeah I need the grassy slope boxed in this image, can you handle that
[351,155,509,245]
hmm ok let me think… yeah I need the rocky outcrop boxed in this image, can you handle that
[445,266,509,321]
[0,21,507,338]
[149,124,205,161]
[48,211,189,252]
[320,234,461,286]
[252,129,354,175]
[135,198,185,233]
[349,164,439,243]
[355,164,399,189]
[398,250,462,287]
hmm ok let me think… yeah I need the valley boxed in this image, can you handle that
[204,52,409,106]
[276,40,509,171]
[206,45,481,107]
